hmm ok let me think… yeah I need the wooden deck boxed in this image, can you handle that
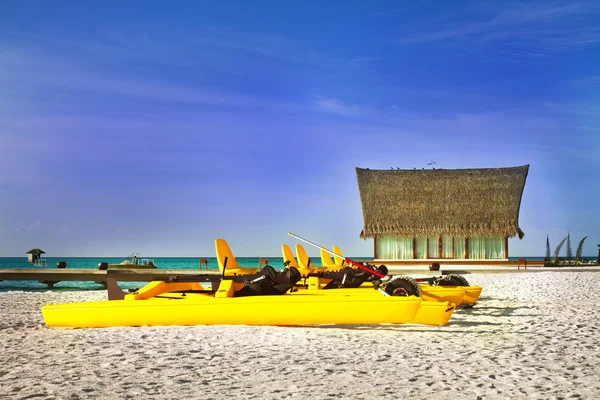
[0,268,221,288]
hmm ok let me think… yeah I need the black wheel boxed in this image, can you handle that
[384,276,422,297]
[437,274,470,286]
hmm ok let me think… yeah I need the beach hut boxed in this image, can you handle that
[26,248,46,263]
[355,165,529,261]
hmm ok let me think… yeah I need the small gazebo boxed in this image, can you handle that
[26,248,46,263]
[355,165,529,260]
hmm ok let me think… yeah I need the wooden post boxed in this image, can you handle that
[465,237,469,259]
[438,236,442,258]
[374,237,378,259]
[412,238,416,260]
[505,237,509,259]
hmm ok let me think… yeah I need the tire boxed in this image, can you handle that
[437,274,470,286]
[384,275,422,297]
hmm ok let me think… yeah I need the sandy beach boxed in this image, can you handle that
[1,271,600,399]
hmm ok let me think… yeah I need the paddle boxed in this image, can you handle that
[287,232,388,279]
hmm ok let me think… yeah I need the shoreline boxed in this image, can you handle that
[1,271,600,399]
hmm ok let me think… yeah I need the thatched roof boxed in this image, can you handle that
[26,248,45,254]
[356,165,529,239]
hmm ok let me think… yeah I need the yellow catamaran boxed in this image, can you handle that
[42,234,480,328]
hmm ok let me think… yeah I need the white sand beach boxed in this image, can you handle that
[1,271,600,399]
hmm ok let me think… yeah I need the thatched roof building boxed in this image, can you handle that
[26,248,46,255]
[26,248,46,263]
[356,165,529,240]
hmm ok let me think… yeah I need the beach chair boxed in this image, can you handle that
[281,244,300,269]
[332,246,345,267]
[295,244,327,274]
[320,247,338,268]
[215,238,260,276]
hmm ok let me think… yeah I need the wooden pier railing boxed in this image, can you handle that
[0,268,221,289]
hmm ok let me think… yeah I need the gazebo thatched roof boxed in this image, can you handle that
[26,248,46,255]
[356,165,529,239]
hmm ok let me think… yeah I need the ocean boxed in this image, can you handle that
[0,256,583,292]
[0,256,371,291]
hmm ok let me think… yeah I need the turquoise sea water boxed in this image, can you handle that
[0,256,373,291]
[2,256,587,292]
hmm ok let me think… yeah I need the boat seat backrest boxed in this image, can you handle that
[295,244,313,269]
[281,244,300,269]
[332,246,344,266]
[215,238,243,274]
[320,247,337,267]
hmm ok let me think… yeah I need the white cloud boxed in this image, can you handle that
[399,3,600,53]
[313,97,366,118]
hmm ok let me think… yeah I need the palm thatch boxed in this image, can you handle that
[356,165,529,239]
[26,248,46,255]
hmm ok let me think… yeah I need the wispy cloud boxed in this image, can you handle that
[15,220,42,233]
[399,2,600,54]
[0,48,316,118]
[313,97,366,118]
[2,26,378,75]
[311,95,596,153]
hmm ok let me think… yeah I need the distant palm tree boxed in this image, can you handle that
[575,236,588,265]
[545,235,551,261]
[553,236,568,265]
[566,232,572,261]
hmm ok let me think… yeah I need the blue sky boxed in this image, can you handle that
[0,0,598,257]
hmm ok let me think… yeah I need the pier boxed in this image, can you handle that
[0,268,221,289]
[2,260,598,290]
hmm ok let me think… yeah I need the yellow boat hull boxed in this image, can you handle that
[462,286,483,304]
[409,300,455,326]
[425,285,482,305]
[355,281,468,305]
[42,290,423,328]
[289,287,455,326]
[420,285,466,305]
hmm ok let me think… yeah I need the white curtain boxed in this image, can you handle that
[468,237,486,259]
[378,235,505,259]
[377,237,413,259]
[377,237,397,259]
[454,237,466,259]
[428,236,439,258]
[397,238,413,259]
[442,236,453,258]
[415,237,427,259]
[485,237,505,259]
